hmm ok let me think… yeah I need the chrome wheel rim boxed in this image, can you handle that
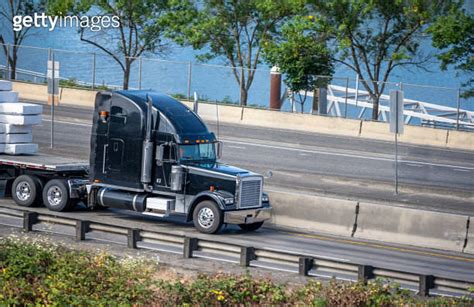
[16,182,31,201]
[198,207,215,229]
[47,186,62,206]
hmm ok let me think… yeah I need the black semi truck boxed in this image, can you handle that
[0,91,271,233]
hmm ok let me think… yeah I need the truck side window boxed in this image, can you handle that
[110,106,127,125]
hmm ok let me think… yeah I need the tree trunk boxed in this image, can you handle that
[371,96,380,120]
[312,88,319,114]
[240,88,248,106]
[9,55,17,80]
[123,60,131,90]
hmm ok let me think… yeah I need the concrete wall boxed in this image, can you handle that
[268,190,357,237]
[11,81,474,151]
[268,191,472,254]
[355,202,468,252]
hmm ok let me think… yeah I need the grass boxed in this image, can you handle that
[0,237,472,306]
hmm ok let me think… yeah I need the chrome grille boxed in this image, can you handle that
[238,177,262,209]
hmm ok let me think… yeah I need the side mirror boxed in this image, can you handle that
[156,144,164,165]
[216,141,223,159]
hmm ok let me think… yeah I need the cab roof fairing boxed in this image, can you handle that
[113,90,217,144]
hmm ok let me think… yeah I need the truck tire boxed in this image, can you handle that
[11,175,43,207]
[192,200,223,234]
[238,222,264,232]
[42,179,74,212]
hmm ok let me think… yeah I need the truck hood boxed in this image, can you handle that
[184,162,255,178]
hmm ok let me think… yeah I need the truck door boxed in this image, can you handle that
[154,133,176,191]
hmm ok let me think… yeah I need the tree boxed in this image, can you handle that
[161,0,303,106]
[310,0,458,120]
[428,10,473,98]
[263,15,334,113]
[49,0,170,89]
[0,0,47,80]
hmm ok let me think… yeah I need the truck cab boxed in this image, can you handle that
[88,91,271,233]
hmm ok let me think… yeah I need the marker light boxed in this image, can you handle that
[209,185,215,192]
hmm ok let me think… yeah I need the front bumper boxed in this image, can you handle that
[224,206,272,224]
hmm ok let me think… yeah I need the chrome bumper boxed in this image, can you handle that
[224,207,272,224]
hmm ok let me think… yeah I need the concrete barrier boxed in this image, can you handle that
[242,108,361,137]
[447,130,474,151]
[268,190,357,237]
[12,82,48,102]
[399,125,449,148]
[355,202,468,252]
[59,87,96,108]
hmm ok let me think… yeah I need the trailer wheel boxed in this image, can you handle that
[238,222,264,232]
[11,175,43,207]
[192,200,223,234]
[43,179,74,212]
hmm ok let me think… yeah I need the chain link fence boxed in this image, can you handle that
[0,43,472,130]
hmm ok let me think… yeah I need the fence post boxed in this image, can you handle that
[344,77,349,118]
[357,265,373,283]
[92,53,96,90]
[187,61,192,100]
[138,56,143,90]
[456,88,461,130]
[298,257,313,276]
[6,43,10,80]
[75,220,89,241]
[183,237,198,258]
[240,246,255,267]
[23,212,38,232]
[419,275,434,296]
[127,228,140,249]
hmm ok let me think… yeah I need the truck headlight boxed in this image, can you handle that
[262,194,269,202]
[224,198,234,205]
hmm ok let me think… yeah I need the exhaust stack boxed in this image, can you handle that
[141,95,154,189]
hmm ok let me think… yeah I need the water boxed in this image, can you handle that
[0,24,472,113]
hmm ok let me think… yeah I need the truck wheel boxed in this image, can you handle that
[11,175,43,207]
[43,179,74,212]
[193,200,223,234]
[239,222,264,232]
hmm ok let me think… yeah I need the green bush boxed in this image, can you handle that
[0,238,156,305]
[0,238,472,306]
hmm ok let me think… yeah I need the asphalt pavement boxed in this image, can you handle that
[34,102,474,215]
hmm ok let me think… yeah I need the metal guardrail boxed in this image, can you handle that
[0,206,472,298]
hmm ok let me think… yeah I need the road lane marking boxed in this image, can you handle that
[406,163,423,168]
[285,231,474,263]
[453,168,471,172]
[227,145,246,149]
[43,118,474,171]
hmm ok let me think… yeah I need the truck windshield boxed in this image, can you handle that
[179,143,216,163]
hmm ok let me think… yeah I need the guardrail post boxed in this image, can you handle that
[240,246,255,267]
[419,275,434,296]
[127,228,140,249]
[183,237,198,258]
[22,212,38,232]
[358,265,373,283]
[299,257,313,276]
[75,220,89,241]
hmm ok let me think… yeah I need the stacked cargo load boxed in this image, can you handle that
[0,80,42,155]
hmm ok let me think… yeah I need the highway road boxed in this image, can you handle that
[34,102,474,215]
[0,201,473,289]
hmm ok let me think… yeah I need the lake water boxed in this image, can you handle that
[0,24,472,114]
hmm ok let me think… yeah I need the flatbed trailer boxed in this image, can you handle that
[0,153,89,207]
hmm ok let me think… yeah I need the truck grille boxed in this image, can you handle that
[238,177,262,209]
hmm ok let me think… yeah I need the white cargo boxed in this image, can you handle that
[4,143,38,155]
[0,103,42,115]
[0,91,19,103]
[0,114,42,125]
[0,80,12,91]
[0,124,32,134]
[0,133,33,144]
